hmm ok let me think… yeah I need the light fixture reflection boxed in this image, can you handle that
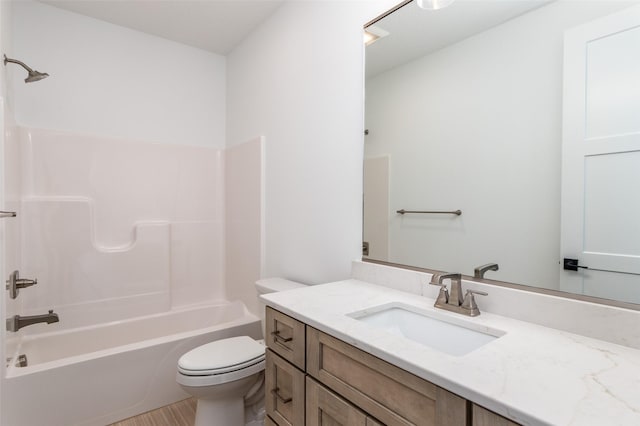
[416,0,456,10]
[364,31,379,46]
[364,26,390,46]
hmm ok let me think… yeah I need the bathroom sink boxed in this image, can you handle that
[348,303,504,356]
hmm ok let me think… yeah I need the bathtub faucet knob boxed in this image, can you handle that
[5,270,38,299]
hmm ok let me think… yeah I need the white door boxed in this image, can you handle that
[561,5,640,300]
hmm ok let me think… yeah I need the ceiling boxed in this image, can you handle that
[40,0,284,55]
[366,0,553,78]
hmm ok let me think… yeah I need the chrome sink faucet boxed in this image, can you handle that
[431,272,464,306]
[6,310,59,332]
[429,273,487,317]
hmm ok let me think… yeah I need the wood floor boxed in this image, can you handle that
[109,398,196,426]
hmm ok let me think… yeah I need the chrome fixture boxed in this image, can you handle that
[6,270,38,299]
[15,354,28,367]
[0,211,17,218]
[6,310,59,332]
[474,263,499,279]
[429,272,487,316]
[5,354,27,368]
[416,0,456,11]
[3,54,49,83]
[431,272,464,305]
[396,209,462,216]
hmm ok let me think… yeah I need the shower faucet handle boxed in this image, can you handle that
[5,270,38,299]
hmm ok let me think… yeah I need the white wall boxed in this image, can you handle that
[1,0,11,102]
[11,1,226,147]
[365,1,635,290]
[227,0,398,285]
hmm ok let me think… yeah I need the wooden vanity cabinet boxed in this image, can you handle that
[265,307,519,426]
[265,307,307,425]
[266,416,280,426]
[306,376,368,426]
[306,326,467,426]
[266,306,306,370]
[472,404,519,426]
[307,377,385,426]
[266,349,306,426]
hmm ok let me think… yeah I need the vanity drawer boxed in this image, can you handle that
[307,327,467,426]
[266,349,306,426]
[266,415,279,426]
[266,307,306,370]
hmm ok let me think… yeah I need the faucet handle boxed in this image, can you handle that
[435,285,449,305]
[461,289,487,317]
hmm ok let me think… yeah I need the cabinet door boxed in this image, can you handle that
[307,326,467,426]
[266,307,306,370]
[306,377,367,426]
[266,349,306,426]
[472,404,520,426]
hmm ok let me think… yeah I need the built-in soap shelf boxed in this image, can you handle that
[19,196,170,312]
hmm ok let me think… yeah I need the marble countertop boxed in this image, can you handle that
[261,279,640,426]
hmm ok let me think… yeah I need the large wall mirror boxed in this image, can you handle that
[363,0,640,306]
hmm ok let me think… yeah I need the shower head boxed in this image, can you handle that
[25,69,49,83]
[3,54,49,83]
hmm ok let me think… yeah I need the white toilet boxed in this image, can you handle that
[176,278,305,426]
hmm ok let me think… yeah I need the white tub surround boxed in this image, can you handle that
[261,280,640,426]
[225,137,265,317]
[14,126,225,329]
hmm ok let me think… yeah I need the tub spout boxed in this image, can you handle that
[6,310,59,332]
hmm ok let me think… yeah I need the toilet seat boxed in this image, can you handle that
[176,336,266,387]
[179,353,265,376]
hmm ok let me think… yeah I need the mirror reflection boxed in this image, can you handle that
[364,0,640,305]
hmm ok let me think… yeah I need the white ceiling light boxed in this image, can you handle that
[416,0,456,10]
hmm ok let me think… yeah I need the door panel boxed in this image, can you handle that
[561,5,640,300]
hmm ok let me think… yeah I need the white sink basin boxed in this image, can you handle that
[348,303,505,356]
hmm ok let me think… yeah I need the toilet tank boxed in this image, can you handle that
[255,278,306,337]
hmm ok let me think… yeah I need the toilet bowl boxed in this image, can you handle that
[176,278,305,426]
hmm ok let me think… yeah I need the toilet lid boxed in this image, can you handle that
[178,336,265,376]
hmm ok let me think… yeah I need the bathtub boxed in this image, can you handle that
[3,300,262,426]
